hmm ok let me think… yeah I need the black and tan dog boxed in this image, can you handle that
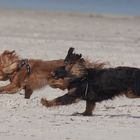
[41,48,140,116]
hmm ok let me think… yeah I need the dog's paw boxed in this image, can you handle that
[0,88,4,93]
[72,112,83,116]
[0,90,6,94]
[41,98,54,107]
[41,98,47,106]
[82,112,93,116]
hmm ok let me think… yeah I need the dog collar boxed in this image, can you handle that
[17,59,31,75]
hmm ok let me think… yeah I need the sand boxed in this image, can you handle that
[0,9,140,140]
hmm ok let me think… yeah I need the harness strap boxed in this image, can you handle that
[17,59,31,75]
[84,81,89,97]
[80,75,89,97]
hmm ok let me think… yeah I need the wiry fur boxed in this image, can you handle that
[41,48,140,116]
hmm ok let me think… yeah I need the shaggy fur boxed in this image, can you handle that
[41,48,140,116]
[0,50,66,99]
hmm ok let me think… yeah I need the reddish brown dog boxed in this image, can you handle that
[0,50,66,99]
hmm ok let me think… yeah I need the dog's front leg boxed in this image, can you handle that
[72,100,95,116]
[41,93,80,107]
[82,100,96,116]
[0,83,21,94]
[24,86,33,99]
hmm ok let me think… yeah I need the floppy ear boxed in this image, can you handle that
[3,50,15,55]
[1,50,16,64]
[3,62,18,74]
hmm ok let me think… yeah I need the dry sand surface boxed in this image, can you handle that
[0,9,140,140]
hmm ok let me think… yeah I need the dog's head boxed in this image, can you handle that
[53,47,106,82]
[53,48,86,81]
[51,47,107,90]
[0,50,19,80]
[64,47,82,65]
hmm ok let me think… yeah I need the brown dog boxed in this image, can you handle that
[0,50,66,99]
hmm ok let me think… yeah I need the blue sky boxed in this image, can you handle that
[0,0,139,16]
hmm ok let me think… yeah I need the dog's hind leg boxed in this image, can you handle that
[41,94,80,107]
[125,91,140,98]
[24,86,33,99]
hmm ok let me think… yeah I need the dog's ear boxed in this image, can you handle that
[68,47,74,55]
[64,47,74,64]
[3,50,15,55]
[2,50,16,59]
[64,47,82,64]
[3,62,18,74]
[0,50,17,65]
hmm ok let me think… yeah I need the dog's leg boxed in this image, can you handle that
[41,94,80,107]
[73,100,95,116]
[0,83,20,94]
[82,100,95,116]
[125,91,140,98]
[24,86,33,99]
[0,73,24,94]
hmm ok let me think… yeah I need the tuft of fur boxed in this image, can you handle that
[84,59,106,69]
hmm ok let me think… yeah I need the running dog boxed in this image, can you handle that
[0,50,66,99]
[41,48,140,116]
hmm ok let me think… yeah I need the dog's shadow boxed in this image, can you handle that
[105,114,140,119]
[53,113,140,119]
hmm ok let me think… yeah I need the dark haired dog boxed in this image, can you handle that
[41,48,140,116]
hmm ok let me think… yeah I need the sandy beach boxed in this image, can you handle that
[0,9,140,140]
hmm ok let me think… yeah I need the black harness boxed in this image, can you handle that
[81,76,89,97]
[69,75,89,98]
[17,59,31,75]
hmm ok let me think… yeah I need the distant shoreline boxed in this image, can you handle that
[0,8,139,19]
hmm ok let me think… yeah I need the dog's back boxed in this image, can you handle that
[83,66,140,102]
